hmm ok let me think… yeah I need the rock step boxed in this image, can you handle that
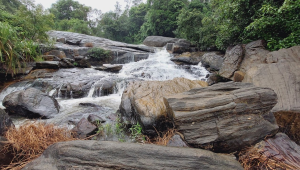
[23,140,243,170]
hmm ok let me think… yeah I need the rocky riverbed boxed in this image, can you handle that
[1,32,300,169]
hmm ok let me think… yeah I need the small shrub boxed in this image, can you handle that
[84,42,94,47]
[87,47,111,60]
[1,122,77,170]
[146,129,176,146]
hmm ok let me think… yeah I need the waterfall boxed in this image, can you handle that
[0,48,209,128]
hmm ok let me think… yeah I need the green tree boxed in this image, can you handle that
[141,0,188,38]
[244,0,300,50]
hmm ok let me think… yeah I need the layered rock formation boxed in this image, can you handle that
[166,82,278,152]
[23,140,243,170]
[46,31,154,65]
[219,40,300,143]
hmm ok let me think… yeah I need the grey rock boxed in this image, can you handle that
[46,31,154,65]
[94,64,123,73]
[171,52,206,65]
[87,114,106,125]
[72,118,97,139]
[201,52,224,71]
[35,61,60,69]
[23,140,243,170]
[167,134,188,147]
[44,50,66,59]
[143,36,190,48]
[0,109,14,136]
[3,88,59,118]
[219,45,244,78]
[166,82,279,153]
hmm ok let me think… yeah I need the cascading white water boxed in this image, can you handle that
[0,48,209,129]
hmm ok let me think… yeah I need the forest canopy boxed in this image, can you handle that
[0,0,299,75]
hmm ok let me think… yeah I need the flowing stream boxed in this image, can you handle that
[0,48,209,140]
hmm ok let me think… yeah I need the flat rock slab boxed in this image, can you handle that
[166,82,279,153]
[143,36,190,47]
[94,64,123,73]
[23,140,243,170]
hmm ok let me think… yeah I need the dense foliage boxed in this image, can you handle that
[0,0,53,76]
[1,0,299,74]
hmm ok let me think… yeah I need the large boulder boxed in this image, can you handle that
[3,88,59,118]
[143,36,190,47]
[219,45,244,78]
[120,77,207,135]
[23,140,243,170]
[166,82,279,153]
[0,109,14,136]
[201,52,224,71]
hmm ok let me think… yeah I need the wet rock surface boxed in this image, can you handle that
[143,36,190,48]
[94,64,123,73]
[46,31,154,65]
[166,82,279,153]
[3,88,59,119]
[0,109,14,136]
[23,140,243,170]
[72,118,97,139]
[120,77,208,135]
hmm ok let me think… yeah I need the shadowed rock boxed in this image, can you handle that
[3,88,59,119]
[23,140,243,170]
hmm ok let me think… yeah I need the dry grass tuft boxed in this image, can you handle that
[1,122,77,170]
[84,42,94,47]
[239,147,297,170]
[146,129,176,146]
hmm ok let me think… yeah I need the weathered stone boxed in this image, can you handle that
[166,82,279,153]
[143,36,190,47]
[72,118,97,139]
[219,45,244,78]
[42,55,60,61]
[44,50,66,59]
[87,114,106,125]
[233,71,245,82]
[201,52,224,71]
[206,73,231,86]
[94,64,123,73]
[35,61,60,69]
[23,140,243,170]
[241,133,300,169]
[171,52,206,65]
[56,38,66,44]
[171,42,191,54]
[0,109,14,136]
[241,45,300,143]
[167,134,188,147]
[24,69,57,80]
[3,88,59,118]
[46,31,154,64]
[120,77,207,135]
[239,40,269,73]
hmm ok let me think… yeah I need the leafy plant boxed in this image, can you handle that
[87,47,111,60]
[129,122,145,141]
